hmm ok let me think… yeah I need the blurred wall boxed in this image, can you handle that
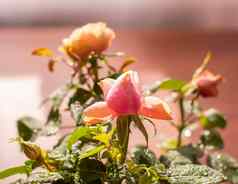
[1,0,238,30]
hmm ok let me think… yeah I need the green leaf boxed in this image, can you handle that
[80,145,106,160]
[50,85,71,109]
[200,129,224,150]
[17,116,42,141]
[160,145,202,165]
[93,129,115,146]
[139,174,153,184]
[228,170,238,184]
[208,153,238,171]
[78,158,106,183]
[0,166,28,180]
[177,144,203,163]
[51,135,70,155]
[133,116,148,146]
[167,164,225,184]
[67,127,91,150]
[45,108,61,135]
[24,160,37,172]
[131,145,157,166]
[32,48,54,57]
[160,139,178,151]
[159,79,187,91]
[160,150,192,167]
[68,88,92,106]
[69,104,84,126]
[94,134,110,145]
[208,153,238,183]
[24,169,63,183]
[200,109,226,129]
[43,85,72,135]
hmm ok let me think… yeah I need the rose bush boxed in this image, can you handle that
[0,23,237,184]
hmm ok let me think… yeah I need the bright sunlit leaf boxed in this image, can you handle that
[32,48,54,57]
[93,129,115,146]
[67,127,91,150]
[0,166,28,180]
[79,145,106,160]
[159,79,187,91]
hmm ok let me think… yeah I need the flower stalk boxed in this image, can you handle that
[177,97,185,148]
[116,116,131,164]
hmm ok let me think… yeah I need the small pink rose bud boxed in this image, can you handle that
[193,70,222,97]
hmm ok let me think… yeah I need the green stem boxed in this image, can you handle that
[90,56,99,82]
[116,116,130,164]
[122,128,129,162]
[177,97,185,148]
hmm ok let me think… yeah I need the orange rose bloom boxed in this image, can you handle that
[193,70,222,97]
[62,22,115,60]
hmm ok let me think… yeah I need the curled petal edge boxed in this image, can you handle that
[139,96,172,120]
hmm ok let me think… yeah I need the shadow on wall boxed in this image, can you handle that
[1,0,238,30]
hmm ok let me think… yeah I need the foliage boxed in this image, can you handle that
[166,164,225,184]
[17,117,42,141]
[208,153,238,183]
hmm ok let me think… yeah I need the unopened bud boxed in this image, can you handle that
[21,141,42,160]
[192,70,222,98]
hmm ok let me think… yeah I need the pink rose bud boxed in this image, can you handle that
[106,71,142,115]
[83,71,172,125]
[193,70,222,97]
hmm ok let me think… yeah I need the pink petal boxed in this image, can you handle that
[106,71,142,115]
[83,101,112,125]
[139,96,172,120]
[196,79,219,97]
[99,78,115,98]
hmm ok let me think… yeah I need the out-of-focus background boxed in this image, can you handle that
[2,0,238,29]
[1,0,238,181]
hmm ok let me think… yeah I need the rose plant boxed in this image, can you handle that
[1,22,238,184]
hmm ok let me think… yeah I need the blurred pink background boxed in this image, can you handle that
[1,0,238,30]
[1,1,238,182]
